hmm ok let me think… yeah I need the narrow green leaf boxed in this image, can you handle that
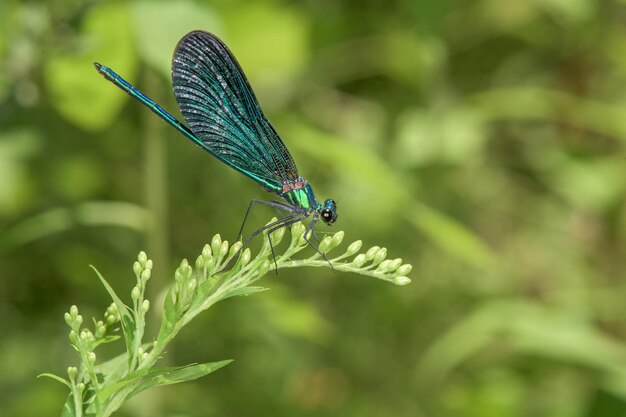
[156,286,178,347]
[37,373,71,388]
[220,286,269,300]
[93,346,133,381]
[96,360,232,404]
[93,344,151,403]
[60,393,77,417]
[95,367,152,402]
[127,360,233,399]
[90,266,136,365]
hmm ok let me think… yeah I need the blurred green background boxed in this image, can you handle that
[2,0,626,416]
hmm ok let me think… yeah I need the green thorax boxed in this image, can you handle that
[281,182,320,212]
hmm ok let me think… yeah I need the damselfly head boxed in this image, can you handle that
[320,199,337,225]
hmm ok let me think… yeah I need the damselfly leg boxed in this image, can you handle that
[237,199,296,240]
[216,210,307,275]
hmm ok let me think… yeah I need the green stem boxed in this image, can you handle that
[279,259,399,283]
[70,380,82,417]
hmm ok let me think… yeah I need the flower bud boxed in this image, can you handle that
[142,352,149,362]
[67,367,77,379]
[180,258,191,274]
[396,264,413,275]
[229,241,243,258]
[388,258,402,272]
[105,303,119,323]
[75,315,83,327]
[87,352,96,366]
[377,259,391,272]
[331,231,344,248]
[270,227,286,246]
[138,251,148,266]
[258,260,271,277]
[70,305,78,317]
[372,247,387,266]
[133,261,142,277]
[291,222,305,239]
[141,299,150,313]
[346,240,362,256]
[107,303,118,314]
[187,279,197,294]
[352,254,367,267]
[95,321,106,337]
[145,259,153,270]
[138,347,144,356]
[195,255,205,270]
[240,248,251,266]
[365,246,380,261]
[141,268,151,283]
[219,240,229,258]
[64,312,72,326]
[318,236,333,253]
[131,286,141,301]
[77,383,85,393]
[175,269,184,283]
[211,234,222,255]
[392,276,411,286]
[202,244,212,259]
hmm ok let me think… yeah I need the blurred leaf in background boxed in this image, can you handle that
[45,1,138,131]
[2,0,626,416]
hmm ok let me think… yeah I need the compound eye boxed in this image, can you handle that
[321,209,333,224]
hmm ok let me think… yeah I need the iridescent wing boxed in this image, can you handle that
[172,31,299,192]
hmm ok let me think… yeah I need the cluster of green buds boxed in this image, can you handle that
[63,306,101,396]
[317,230,345,254]
[64,301,121,357]
[60,297,122,408]
[66,365,84,401]
[132,251,152,317]
[277,222,412,286]
[173,258,196,313]
[172,231,266,316]
[158,222,412,353]
[65,305,84,348]
[171,236,226,314]
[129,251,153,367]
[103,302,120,331]
[345,243,411,285]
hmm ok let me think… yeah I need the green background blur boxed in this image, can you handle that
[2,0,626,416]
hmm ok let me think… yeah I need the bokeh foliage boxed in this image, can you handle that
[2,0,626,416]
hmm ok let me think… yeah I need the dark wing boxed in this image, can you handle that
[171,31,299,192]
